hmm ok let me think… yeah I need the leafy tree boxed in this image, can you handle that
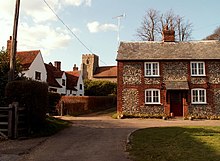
[0,50,22,105]
[204,26,220,40]
[136,9,192,41]
[84,80,117,96]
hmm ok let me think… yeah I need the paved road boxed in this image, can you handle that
[1,110,220,161]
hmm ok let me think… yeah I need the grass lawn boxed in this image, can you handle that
[128,126,220,161]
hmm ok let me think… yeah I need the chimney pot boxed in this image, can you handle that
[54,61,61,71]
[162,25,175,42]
[7,36,12,55]
[73,64,78,71]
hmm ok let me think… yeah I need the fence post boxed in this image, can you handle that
[61,101,64,116]
[8,104,13,138]
[13,102,19,139]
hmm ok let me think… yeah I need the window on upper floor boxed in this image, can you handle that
[144,62,159,77]
[190,61,205,76]
[62,79,65,86]
[191,88,206,104]
[80,84,82,90]
[145,89,160,104]
[35,71,41,80]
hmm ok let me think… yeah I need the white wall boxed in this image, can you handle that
[66,89,77,96]
[56,73,67,95]
[76,72,84,96]
[23,51,47,82]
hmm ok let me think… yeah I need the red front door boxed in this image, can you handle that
[170,91,183,116]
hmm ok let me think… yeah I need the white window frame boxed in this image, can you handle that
[145,89,160,104]
[191,88,207,104]
[144,62,160,77]
[190,61,205,76]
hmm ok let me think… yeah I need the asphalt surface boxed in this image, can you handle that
[1,109,220,161]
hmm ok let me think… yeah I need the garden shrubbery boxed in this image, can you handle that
[5,80,48,130]
[84,79,117,96]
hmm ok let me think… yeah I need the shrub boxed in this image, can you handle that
[84,80,117,96]
[5,80,48,131]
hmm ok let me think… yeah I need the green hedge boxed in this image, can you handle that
[5,80,48,130]
[84,80,117,96]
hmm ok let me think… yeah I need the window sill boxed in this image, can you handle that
[191,75,206,77]
[144,76,160,78]
[191,102,207,105]
[145,103,162,105]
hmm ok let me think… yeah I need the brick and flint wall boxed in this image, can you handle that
[117,60,220,118]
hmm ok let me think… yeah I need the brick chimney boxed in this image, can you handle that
[162,25,175,42]
[73,64,78,71]
[7,36,12,55]
[54,61,61,71]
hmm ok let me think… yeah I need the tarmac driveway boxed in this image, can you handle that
[1,109,220,161]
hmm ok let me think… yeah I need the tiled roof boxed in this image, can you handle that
[45,63,62,88]
[93,66,117,78]
[66,71,80,77]
[117,40,220,60]
[65,72,78,91]
[17,50,40,70]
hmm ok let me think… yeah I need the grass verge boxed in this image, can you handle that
[128,126,220,161]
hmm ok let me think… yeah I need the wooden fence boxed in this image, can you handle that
[0,102,28,139]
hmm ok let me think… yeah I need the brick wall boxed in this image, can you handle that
[117,60,220,118]
[58,95,116,116]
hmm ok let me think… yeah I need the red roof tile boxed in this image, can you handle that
[45,63,62,88]
[16,50,40,70]
[93,66,117,78]
[66,71,80,77]
[65,72,78,90]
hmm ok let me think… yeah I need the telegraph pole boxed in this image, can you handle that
[8,0,20,82]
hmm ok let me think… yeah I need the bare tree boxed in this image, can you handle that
[136,9,159,41]
[136,9,193,41]
[204,26,220,40]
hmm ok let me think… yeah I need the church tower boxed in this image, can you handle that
[81,54,99,80]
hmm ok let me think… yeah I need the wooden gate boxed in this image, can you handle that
[0,102,28,139]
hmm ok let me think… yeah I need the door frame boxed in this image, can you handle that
[166,90,188,117]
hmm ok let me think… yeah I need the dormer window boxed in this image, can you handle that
[190,61,205,76]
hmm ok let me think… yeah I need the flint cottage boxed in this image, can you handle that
[117,27,220,118]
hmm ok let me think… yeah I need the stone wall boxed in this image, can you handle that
[188,105,213,118]
[123,63,142,85]
[139,105,164,115]
[163,62,188,81]
[208,62,220,84]
[145,77,160,84]
[118,60,220,118]
[191,77,206,84]
[122,88,139,114]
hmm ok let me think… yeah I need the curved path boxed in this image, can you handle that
[1,109,220,161]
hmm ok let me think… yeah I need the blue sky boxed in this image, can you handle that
[1,0,220,71]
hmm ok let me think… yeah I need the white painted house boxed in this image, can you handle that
[7,36,84,96]
[66,64,84,96]
[16,50,47,82]
[45,62,84,96]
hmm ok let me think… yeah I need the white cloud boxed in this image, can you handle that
[17,23,72,55]
[0,0,82,55]
[62,0,92,6]
[87,21,118,33]
[22,0,59,23]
